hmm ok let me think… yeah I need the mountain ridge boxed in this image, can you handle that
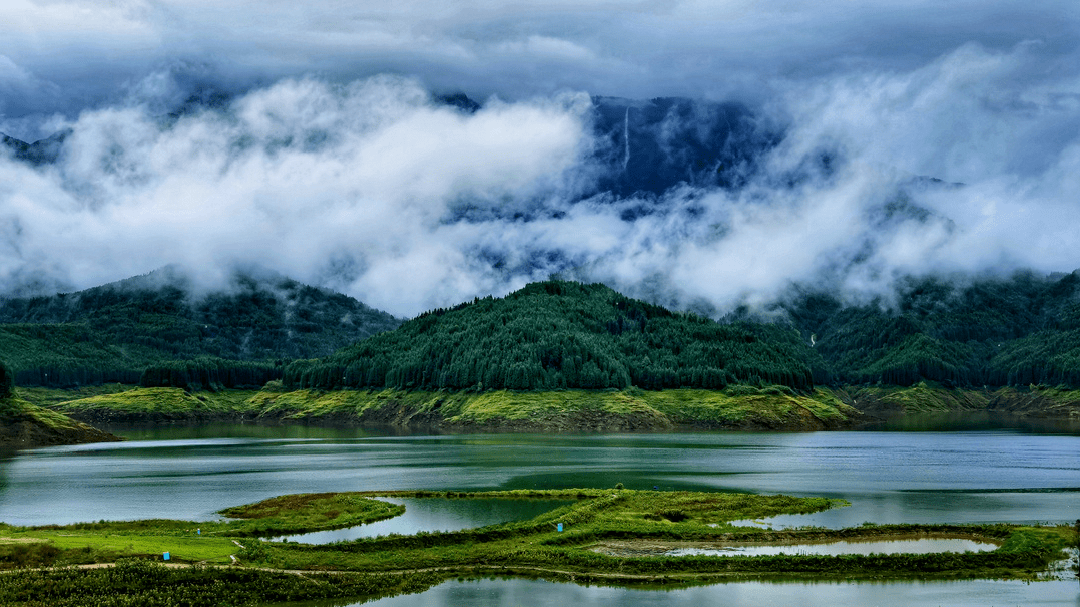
[0,266,400,387]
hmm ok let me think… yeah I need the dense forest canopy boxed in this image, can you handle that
[3,270,1080,392]
[289,272,1080,393]
[774,270,1080,388]
[285,281,821,392]
[0,358,13,399]
[0,268,400,387]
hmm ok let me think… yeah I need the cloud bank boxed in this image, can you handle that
[1,2,1079,316]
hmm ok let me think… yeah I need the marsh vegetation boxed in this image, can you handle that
[0,488,1071,606]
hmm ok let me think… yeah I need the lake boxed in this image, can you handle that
[1,421,1078,605]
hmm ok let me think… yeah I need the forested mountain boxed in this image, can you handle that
[285,281,821,392]
[0,267,400,387]
[5,264,1079,394]
[286,271,1080,395]
[775,270,1080,387]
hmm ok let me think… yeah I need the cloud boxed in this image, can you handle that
[0,76,595,314]
[1,4,1080,316]
[2,1,1077,119]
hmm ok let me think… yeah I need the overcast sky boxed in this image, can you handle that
[2,1,1079,315]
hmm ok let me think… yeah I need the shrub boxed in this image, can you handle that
[0,359,13,399]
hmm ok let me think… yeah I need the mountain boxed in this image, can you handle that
[0,130,69,165]
[0,267,401,387]
[771,270,1080,388]
[286,272,1080,395]
[285,280,821,392]
[589,96,776,198]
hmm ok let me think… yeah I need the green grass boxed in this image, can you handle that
[7,532,237,564]
[37,385,860,429]
[0,492,405,565]
[53,387,259,418]
[0,558,445,607]
[0,488,1069,606]
[218,492,405,536]
[0,396,112,442]
[20,403,89,431]
[15,384,133,407]
[849,381,991,413]
[249,387,859,429]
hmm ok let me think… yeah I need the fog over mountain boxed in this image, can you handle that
[1,2,1078,317]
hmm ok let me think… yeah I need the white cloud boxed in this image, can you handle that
[2,3,1080,315]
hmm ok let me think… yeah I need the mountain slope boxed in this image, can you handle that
[286,280,821,392]
[1,130,68,165]
[776,270,1080,387]
[0,267,400,387]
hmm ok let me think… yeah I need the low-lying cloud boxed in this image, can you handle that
[1,3,1079,316]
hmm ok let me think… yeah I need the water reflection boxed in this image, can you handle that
[593,537,998,557]
[298,577,1080,607]
[272,498,571,543]
[0,426,1077,530]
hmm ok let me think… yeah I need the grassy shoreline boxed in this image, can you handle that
[14,381,1080,442]
[0,488,1072,606]
[0,396,120,449]
[29,385,865,431]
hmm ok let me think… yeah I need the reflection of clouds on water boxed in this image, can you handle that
[0,429,1076,528]
[353,576,1080,606]
[594,536,998,558]
[273,498,571,544]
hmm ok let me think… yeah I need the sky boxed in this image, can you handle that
[1,1,1079,316]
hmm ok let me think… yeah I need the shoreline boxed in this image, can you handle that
[0,488,1071,605]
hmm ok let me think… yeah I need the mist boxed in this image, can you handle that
[1,3,1078,317]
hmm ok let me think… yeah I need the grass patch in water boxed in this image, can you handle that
[0,489,1072,605]
[219,492,405,536]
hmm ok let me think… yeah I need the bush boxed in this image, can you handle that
[0,359,13,398]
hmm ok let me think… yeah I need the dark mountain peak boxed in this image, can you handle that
[588,96,775,198]
[1,129,70,166]
[435,92,481,113]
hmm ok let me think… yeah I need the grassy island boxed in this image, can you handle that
[0,489,1072,606]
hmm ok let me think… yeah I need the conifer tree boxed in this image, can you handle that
[0,359,13,399]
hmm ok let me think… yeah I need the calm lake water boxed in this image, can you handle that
[1,420,1078,605]
[272,497,572,543]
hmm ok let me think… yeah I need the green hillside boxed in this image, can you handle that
[0,360,119,448]
[0,267,400,387]
[7,268,1080,399]
[285,281,821,392]
[779,270,1080,387]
